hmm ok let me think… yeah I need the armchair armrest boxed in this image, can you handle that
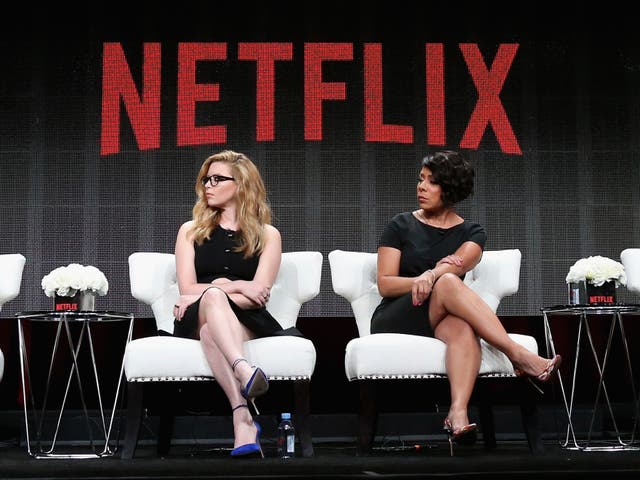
[0,253,26,310]
[128,252,178,333]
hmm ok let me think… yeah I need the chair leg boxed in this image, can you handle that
[476,383,497,450]
[157,385,177,456]
[519,386,544,454]
[294,379,314,457]
[121,382,143,459]
[477,401,497,450]
[357,381,377,456]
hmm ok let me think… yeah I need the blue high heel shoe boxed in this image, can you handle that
[232,358,269,414]
[230,405,263,458]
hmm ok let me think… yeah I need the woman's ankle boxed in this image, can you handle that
[232,358,253,383]
[232,404,252,423]
[233,418,257,447]
[447,406,469,426]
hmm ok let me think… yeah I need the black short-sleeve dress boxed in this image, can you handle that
[171,226,302,339]
[370,212,486,337]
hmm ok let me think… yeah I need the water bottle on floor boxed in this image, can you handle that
[277,412,295,458]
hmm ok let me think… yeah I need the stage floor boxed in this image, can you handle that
[2,440,640,480]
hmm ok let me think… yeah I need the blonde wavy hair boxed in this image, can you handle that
[190,150,272,257]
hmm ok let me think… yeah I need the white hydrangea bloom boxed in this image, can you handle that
[566,256,627,287]
[41,264,109,297]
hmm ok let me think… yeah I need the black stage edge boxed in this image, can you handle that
[2,441,640,480]
[2,408,640,480]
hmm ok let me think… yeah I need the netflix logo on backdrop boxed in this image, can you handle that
[100,42,522,156]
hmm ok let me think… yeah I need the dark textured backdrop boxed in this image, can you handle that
[1,2,639,320]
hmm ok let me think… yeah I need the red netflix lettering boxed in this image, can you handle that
[55,303,78,311]
[426,43,445,146]
[589,295,614,304]
[459,43,521,155]
[100,43,161,155]
[100,42,521,155]
[304,43,353,141]
[364,43,413,143]
[177,43,227,146]
[238,43,294,141]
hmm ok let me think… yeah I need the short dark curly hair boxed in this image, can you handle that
[421,150,474,207]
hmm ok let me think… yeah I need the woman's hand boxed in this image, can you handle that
[173,294,200,320]
[412,270,436,306]
[207,278,271,308]
[437,255,463,268]
[235,279,271,307]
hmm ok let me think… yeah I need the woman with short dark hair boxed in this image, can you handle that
[371,150,561,452]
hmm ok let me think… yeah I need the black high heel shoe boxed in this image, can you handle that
[232,358,269,414]
[443,418,477,456]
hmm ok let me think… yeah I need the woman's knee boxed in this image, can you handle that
[433,272,464,293]
[200,286,229,308]
[437,316,478,345]
[431,273,470,311]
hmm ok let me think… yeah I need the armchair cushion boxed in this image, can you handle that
[345,333,538,380]
[124,336,211,381]
[124,335,316,381]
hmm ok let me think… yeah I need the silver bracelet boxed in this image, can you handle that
[426,269,436,283]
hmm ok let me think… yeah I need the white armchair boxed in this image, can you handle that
[0,254,26,383]
[122,251,322,458]
[621,248,640,296]
[329,249,544,453]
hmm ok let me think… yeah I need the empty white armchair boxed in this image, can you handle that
[329,249,544,453]
[0,254,26,383]
[122,251,322,458]
[621,248,640,296]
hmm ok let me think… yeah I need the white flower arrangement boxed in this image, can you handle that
[566,256,627,287]
[41,263,109,298]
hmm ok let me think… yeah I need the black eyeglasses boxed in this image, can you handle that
[201,174,235,187]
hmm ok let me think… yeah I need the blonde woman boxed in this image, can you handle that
[172,150,297,458]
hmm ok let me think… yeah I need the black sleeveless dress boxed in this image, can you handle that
[370,212,486,337]
[171,226,302,339]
